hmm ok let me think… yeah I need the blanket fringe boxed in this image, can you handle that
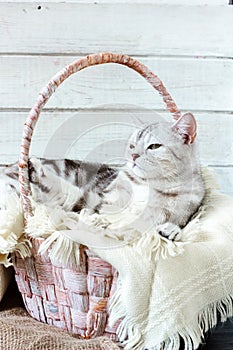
[133,233,186,261]
[0,189,25,267]
[14,237,32,259]
[38,231,80,268]
[26,200,81,238]
[108,281,144,350]
[151,294,233,350]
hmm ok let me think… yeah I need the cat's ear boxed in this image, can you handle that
[172,112,197,144]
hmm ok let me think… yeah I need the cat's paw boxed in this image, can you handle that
[156,222,182,241]
[86,212,110,230]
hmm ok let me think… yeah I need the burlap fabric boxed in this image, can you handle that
[0,307,120,350]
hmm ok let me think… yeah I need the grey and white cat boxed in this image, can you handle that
[1,113,205,240]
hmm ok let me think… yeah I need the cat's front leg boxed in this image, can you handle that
[156,222,182,241]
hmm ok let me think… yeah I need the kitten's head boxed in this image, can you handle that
[125,112,198,179]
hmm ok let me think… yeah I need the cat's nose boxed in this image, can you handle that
[132,153,140,161]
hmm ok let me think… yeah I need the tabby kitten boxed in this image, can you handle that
[1,113,204,240]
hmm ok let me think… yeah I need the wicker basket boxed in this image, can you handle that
[12,53,181,340]
[13,240,119,339]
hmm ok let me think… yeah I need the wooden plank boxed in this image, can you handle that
[0,1,228,5]
[0,111,232,167]
[0,56,232,111]
[212,167,233,197]
[0,3,232,56]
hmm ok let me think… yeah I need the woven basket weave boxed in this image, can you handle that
[13,240,119,339]
[12,53,181,339]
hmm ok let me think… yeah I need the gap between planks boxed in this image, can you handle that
[0,108,233,115]
[0,0,230,5]
[0,53,232,61]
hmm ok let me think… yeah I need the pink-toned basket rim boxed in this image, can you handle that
[18,52,181,218]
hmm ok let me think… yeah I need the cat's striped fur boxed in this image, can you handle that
[0,113,205,240]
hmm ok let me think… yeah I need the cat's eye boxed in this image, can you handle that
[147,143,162,150]
[129,144,135,149]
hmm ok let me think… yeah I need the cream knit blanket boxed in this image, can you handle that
[63,187,233,350]
[1,169,233,349]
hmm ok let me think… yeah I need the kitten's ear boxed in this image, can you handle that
[172,112,197,144]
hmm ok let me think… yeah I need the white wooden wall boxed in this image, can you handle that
[0,1,233,194]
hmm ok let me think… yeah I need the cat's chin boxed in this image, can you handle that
[126,161,147,179]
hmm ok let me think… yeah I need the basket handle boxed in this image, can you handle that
[19,52,181,218]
